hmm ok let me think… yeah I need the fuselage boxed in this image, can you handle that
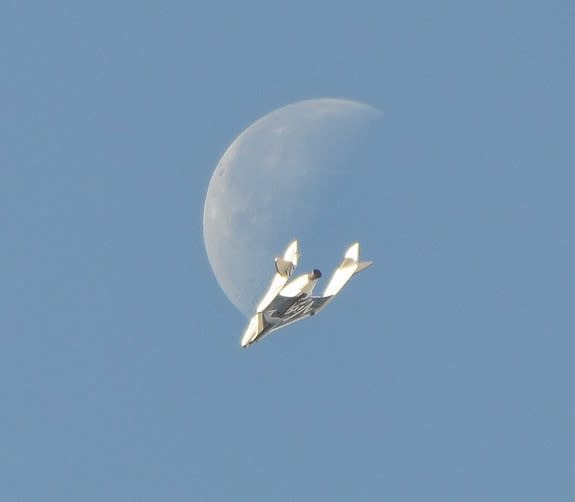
[240,271,321,347]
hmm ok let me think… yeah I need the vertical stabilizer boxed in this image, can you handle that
[257,240,299,312]
[274,240,299,278]
[323,242,372,298]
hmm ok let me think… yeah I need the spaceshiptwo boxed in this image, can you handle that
[241,240,372,347]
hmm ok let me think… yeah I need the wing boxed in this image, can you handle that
[264,293,331,329]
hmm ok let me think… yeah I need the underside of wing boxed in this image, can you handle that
[264,293,331,327]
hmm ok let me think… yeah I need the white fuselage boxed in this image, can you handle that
[241,271,321,347]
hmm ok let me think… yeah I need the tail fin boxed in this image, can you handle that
[274,240,299,278]
[323,242,372,298]
[344,242,373,273]
[257,240,299,313]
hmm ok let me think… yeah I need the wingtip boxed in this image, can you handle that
[356,260,373,273]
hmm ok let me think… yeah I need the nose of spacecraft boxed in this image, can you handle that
[240,316,258,348]
[312,269,322,279]
[240,330,254,348]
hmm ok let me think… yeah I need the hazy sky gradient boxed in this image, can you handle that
[1,1,573,500]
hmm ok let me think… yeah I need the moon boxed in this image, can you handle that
[203,98,380,316]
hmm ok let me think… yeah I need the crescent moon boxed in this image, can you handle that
[203,98,380,316]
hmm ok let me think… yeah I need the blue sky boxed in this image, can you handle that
[1,1,574,500]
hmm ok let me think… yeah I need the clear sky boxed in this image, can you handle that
[1,1,573,501]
